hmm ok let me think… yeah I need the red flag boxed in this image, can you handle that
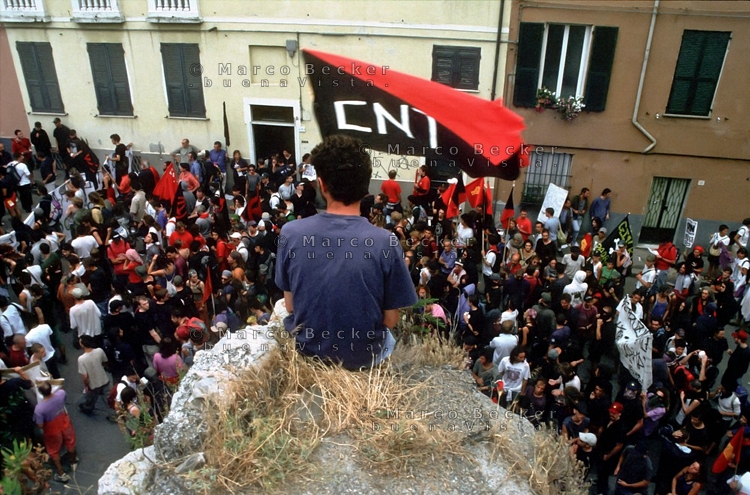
[466,178,484,208]
[500,187,515,229]
[713,428,744,473]
[441,180,465,219]
[203,266,213,304]
[580,232,593,258]
[484,184,493,216]
[244,195,263,222]
[153,162,178,203]
[303,49,528,180]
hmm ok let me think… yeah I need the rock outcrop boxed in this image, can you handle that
[99,303,538,495]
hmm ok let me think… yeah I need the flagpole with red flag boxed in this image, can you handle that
[203,266,213,304]
[501,183,515,264]
[713,427,744,474]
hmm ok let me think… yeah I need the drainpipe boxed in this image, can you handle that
[490,0,506,102]
[632,0,659,153]
[490,0,506,214]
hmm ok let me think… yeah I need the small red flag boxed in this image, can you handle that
[244,194,263,222]
[713,428,744,473]
[580,232,594,258]
[466,178,485,208]
[203,266,213,304]
[500,187,515,229]
[441,180,466,219]
[153,162,178,204]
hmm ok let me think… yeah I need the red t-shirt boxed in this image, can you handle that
[656,242,677,271]
[7,347,29,367]
[169,230,194,247]
[413,176,430,197]
[381,180,402,203]
[108,240,131,276]
[516,216,532,240]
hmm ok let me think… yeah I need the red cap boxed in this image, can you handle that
[609,402,624,414]
[693,246,704,254]
[175,324,190,341]
[733,330,749,341]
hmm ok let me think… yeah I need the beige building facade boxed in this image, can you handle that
[1,0,512,197]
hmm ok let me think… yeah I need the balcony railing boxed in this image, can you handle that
[71,0,123,23]
[0,0,49,22]
[147,0,201,23]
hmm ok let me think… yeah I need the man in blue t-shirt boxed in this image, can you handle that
[275,135,417,370]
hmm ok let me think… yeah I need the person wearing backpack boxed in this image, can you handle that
[481,234,503,290]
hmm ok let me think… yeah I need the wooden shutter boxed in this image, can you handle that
[432,46,480,90]
[161,43,205,118]
[88,43,115,114]
[88,43,133,116]
[667,30,730,116]
[108,45,134,116]
[432,46,456,86]
[17,42,64,113]
[456,48,480,90]
[584,26,618,112]
[513,23,545,107]
[181,44,205,118]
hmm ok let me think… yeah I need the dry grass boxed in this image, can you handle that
[489,423,589,495]
[199,332,467,493]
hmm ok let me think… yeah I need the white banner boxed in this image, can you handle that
[537,183,568,223]
[684,218,698,249]
[616,296,653,390]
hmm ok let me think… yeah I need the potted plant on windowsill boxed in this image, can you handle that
[534,88,585,122]
[535,87,557,112]
[556,95,585,121]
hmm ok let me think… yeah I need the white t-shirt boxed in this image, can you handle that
[732,257,750,288]
[0,304,25,338]
[738,226,749,249]
[456,224,473,246]
[490,334,518,366]
[562,254,585,280]
[14,161,32,186]
[71,235,99,260]
[483,250,496,277]
[25,324,55,360]
[636,266,657,290]
[497,357,530,394]
[69,300,102,337]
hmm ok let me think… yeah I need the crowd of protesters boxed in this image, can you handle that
[376,181,750,495]
[2,121,750,493]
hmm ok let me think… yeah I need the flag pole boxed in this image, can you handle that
[481,178,486,254]
[502,181,515,265]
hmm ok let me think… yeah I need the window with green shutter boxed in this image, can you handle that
[514,23,618,112]
[16,42,64,114]
[666,30,730,117]
[87,43,133,116]
[161,43,206,118]
[431,46,481,91]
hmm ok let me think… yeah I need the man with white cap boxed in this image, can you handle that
[230,232,248,262]
[69,287,102,348]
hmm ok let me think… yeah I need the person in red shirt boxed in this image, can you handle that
[7,334,29,367]
[11,129,33,168]
[655,238,677,271]
[381,169,402,205]
[516,208,532,241]
[107,232,131,286]
[178,163,201,193]
[412,165,430,208]
[169,222,194,247]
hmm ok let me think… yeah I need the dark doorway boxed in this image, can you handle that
[639,177,691,244]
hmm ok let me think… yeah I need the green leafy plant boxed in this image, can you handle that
[1,440,51,495]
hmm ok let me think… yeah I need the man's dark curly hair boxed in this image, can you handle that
[311,135,371,205]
